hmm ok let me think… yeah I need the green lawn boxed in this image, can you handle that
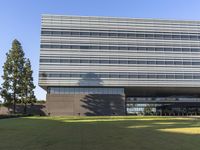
[0,116,200,150]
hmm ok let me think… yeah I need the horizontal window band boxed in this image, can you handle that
[40,44,200,52]
[41,30,200,41]
[39,58,200,66]
[39,72,200,79]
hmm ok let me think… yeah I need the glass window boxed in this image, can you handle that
[166,74,174,79]
[164,48,173,52]
[137,47,146,51]
[155,34,163,39]
[155,48,163,51]
[136,34,145,38]
[175,74,183,79]
[165,61,173,65]
[164,35,172,40]
[80,46,90,49]
[147,61,156,64]
[174,61,182,65]
[119,60,128,64]
[80,32,90,36]
[181,35,190,40]
[81,60,89,63]
[109,60,118,64]
[183,61,191,65]
[182,48,190,52]
[191,48,200,52]
[71,59,80,63]
[172,35,180,39]
[157,74,165,79]
[148,74,156,78]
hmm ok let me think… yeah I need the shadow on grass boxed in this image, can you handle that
[0,116,200,150]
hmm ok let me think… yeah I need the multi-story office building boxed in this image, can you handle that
[39,14,200,116]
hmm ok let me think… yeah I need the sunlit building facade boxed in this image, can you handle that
[39,15,200,116]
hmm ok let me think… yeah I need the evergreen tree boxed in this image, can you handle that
[21,58,36,114]
[1,39,25,113]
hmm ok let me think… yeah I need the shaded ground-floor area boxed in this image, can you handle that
[44,86,200,116]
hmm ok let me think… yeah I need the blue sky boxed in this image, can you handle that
[0,0,200,101]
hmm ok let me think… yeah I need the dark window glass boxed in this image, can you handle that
[119,74,128,78]
[119,47,128,50]
[60,59,70,63]
[181,35,190,40]
[145,34,154,38]
[80,32,90,36]
[138,74,147,78]
[165,61,173,65]
[136,34,145,38]
[190,35,198,40]
[175,74,183,79]
[71,32,80,36]
[100,46,108,49]
[173,48,181,52]
[129,74,138,78]
[137,60,146,64]
[90,60,99,63]
[166,74,174,79]
[109,60,118,64]
[119,60,128,64]
[155,34,163,39]
[137,47,146,51]
[172,35,180,39]
[147,61,156,64]
[191,48,200,52]
[100,60,109,64]
[146,47,154,51]
[109,74,119,78]
[164,35,172,40]
[193,75,200,79]
[99,33,108,37]
[62,32,71,36]
[100,74,109,78]
[71,59,80,63]
[128,60,137,64]
[80,46,90,49]
[80,60,89,63]
[157,74,165,78]
[127,33,135,38]
[192,62,200,65]
[164,48,173,51]
[182,48,190,52]
[184,74,192,79]
[109,33,117,37]
[109,46,117,50]
[174,61,182,65]
[91,32,99,36]
[155,48,163,51]
[183,61,191,65]
[71,45,80,49]
[156,60,164,64]
[148,74,156,78]
[91,46,99,49]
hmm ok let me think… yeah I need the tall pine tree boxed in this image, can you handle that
[1,39,25,113]
[21,58,36,114]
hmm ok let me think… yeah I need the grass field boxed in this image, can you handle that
[0,116,200,150]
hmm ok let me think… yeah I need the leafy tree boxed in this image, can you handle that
[1,39,25,113]
[21,59,36,114]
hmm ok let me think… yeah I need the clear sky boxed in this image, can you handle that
[0,0,200,101]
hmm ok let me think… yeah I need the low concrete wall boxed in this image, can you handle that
[0,104,47,116]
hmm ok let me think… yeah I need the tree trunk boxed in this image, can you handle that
[24,103,27,114]
[13,92,16,114]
